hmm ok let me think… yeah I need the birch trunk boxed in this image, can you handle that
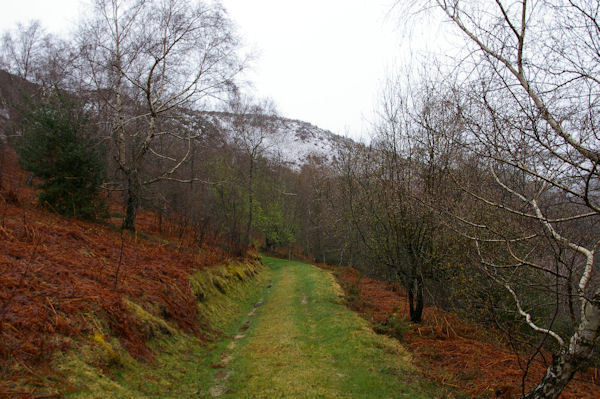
[523,289,600,398]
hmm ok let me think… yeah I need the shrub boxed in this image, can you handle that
[15,90,106,219]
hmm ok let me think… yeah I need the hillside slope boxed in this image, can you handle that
[0,149,260,397]
[198,111,355,170]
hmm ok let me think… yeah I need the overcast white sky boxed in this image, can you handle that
[0,0,431,140]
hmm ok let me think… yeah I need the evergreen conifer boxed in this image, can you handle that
[16,91,106,219]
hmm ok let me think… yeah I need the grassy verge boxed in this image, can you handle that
[47,260,268,398]
[219,257,448,398]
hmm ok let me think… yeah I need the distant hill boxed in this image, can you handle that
[198,111,355,170]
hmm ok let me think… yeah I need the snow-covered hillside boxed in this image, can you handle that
[198,112,354,170]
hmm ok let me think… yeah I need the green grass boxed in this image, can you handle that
[218,257,446,398]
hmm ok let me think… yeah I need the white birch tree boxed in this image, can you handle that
[80,0,244,230]
[396,1,600,397]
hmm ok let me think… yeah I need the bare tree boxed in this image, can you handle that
[396,1,600,397]
[337,76,461,323]
[79,0,244,230]
[0,21,45,81]
[226,94,278,248]
[0,21,76,90]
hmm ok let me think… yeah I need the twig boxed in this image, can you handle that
[46,297,58,325]
[16,358,41,378]
[32,393,61,399]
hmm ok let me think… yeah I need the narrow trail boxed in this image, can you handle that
[206,257,439,399]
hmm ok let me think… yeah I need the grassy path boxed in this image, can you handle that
[57,258,445,398]
[209,257,439,398]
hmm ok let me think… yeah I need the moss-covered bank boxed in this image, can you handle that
[42,260,267,398]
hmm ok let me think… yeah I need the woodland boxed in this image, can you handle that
[1,1,600,398]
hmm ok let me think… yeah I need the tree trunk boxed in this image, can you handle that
[522,352,580,399]
[415,277,424,322]
[408,276,424,323]
[244,158,254,248]
[122,173,140,231]
[523,290,600,398]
